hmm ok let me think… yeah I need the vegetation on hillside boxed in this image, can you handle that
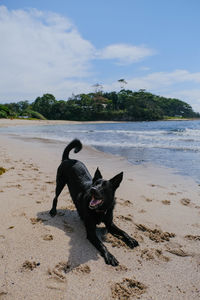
[1,90,199,121]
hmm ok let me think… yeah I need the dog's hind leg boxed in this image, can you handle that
[49,179,65,217]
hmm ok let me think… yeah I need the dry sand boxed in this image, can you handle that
[0,119,200,299]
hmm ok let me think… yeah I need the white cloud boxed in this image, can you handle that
[125,70,200,91]
[104,70,200,91]
[0,6,95,101]
[0,6,155,102]
[97,43,155,65]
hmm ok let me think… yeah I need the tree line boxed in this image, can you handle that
[0,89,199,121]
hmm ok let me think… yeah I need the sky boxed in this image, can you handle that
[0,0,200,111]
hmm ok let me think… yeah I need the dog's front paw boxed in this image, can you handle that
[126,237,139,249]
[49,209,57,217]
[104,252,119,266]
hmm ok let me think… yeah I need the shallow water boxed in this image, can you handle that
[1,120,200,182]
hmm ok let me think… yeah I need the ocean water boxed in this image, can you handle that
[1,120,200,182]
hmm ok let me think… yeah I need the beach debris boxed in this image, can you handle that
[0,167,6,175]
[111,278,147,299]
[135,223,175,243]
[8,226,15,229]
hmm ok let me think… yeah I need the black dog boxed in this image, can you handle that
[50,139,138,266]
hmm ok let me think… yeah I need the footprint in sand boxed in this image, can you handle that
[118,199,132,207]
[149,184,165,189]
[145,198,153,202]
[168,192,177,196]
[21,260,40,271]
[192,223,200,228]
[184,235,200,241]
[180,198,191,206]
[42,234,53,241]
[165,244,190,257]
[63,221,74,233]
[73,264,91,275]
[138,209,146,213]
[47,261,90,291]
[114,265,128,272]
[111,277,147,299]
[47,262,69,282]
[162,200,171,205]
[135,223,175,243]
[140,248,170,262]
[30,217,43,225]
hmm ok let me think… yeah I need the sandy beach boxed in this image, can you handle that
[0,119,200,299]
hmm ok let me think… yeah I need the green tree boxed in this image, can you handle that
[32,94,56,119]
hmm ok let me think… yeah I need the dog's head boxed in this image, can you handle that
[88,168,123,211]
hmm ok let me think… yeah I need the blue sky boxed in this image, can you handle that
[1,0,200,111]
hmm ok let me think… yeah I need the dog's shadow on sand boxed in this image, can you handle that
[37,209,106,270]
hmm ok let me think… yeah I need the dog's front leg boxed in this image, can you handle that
[104,209,139,248]
[85,223,119,266]
[106,222,139,249]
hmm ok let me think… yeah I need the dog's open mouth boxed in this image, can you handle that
[89,197,103,209]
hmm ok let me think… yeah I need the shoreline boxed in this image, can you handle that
[0,131,200,299]
[0,117,199,128]
[0,118,121,128]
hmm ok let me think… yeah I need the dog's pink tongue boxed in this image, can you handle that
[90,198,101,207]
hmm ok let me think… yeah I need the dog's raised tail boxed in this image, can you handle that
[62,139,82,161]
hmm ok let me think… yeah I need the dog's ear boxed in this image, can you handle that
[110,172,123,190]
[93,167,102,183]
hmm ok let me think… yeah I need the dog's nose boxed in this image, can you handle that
[91,187,101,198]
[91,187,97,194]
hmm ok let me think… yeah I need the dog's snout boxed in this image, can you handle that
[91,186,101,198]
[91,187,97,195]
